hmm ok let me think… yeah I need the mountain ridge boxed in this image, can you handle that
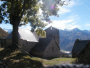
[60,28,90,51]
[2,28,90,51]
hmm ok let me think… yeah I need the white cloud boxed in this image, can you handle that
[85,23,90,26]
[20,0,79,30]
[19,15,80,30]
[67,25,81,30]
[57,0,77,15]
[38,0,76,16]
[38,8,42,15]
[45,19,72,30]
[45,17,80,30]
[57,0,75,15]
[58,7,70,14]
[0,1,3,6]
[25,26,31,30]
[68,15,79,19]
[52,19,74,29]
[67,0,75,7]
[19,24,31,30]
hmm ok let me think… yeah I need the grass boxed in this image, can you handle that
[0,48,4,51]
[0,47,76,68]
[24,55,76,66]
[31,57,76,66]
[0,47,43,68]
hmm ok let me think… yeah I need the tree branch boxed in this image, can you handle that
[20,0,26,20]
[11,0,15,15]
[16,0,18,16]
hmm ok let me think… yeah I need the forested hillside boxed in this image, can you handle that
[0,27,9,39]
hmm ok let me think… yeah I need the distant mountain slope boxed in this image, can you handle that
[3,28,12,33]
[1,27,90,52]
[60,28,90,51]
[0,28,9,39]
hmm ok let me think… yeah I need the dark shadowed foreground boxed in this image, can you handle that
[0,47,43,68]
[0,47,76,68]
[1,47,87,68]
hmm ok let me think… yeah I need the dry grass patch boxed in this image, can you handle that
[0,48,4,51]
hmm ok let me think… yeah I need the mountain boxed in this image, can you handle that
[3,28,12,33]
[72,28,81,32]
[0,28,9,39]
[1,27,90,52]
[60,49,71,55]
[59,28,90,51]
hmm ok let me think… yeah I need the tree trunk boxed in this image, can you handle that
[11,16,20,49]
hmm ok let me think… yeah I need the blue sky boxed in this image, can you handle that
[0,0,90,30]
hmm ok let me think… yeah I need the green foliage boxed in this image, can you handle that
[0,1,8,23]
[41,0,69,21]
[0,47,43,68]
[0,0,69,42]
[0,0,68,26]
[36,28,46,37]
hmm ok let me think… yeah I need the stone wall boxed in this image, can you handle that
[0,39,6,47]
[77,44,90,64]
[19,39,37,53]
[30,52,44,57]
[6,39,12,46]
[72,53,77,58]
[44,39,60,58]
[54,34,59,47]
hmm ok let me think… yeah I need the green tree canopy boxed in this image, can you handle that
[0,0,69,49]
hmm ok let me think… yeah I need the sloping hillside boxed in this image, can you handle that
[0,27,9,39]
[60,28,90,51]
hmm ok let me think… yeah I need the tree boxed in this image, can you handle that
[0,0,69,49]
[36,28,46,37]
